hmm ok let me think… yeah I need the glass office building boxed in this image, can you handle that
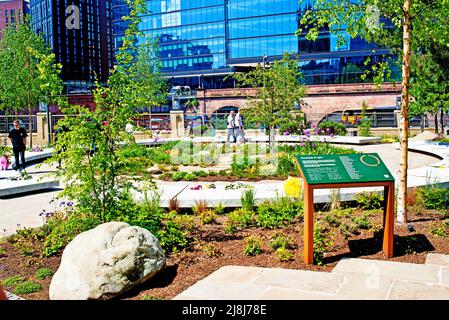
[30,0,114,93]
[112,0,399,89]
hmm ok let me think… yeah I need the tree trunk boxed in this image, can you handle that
[269,125,276,154]
[397,0,412,225]
[28,103,33,150]
[440,108,444,134]
[435,112,439,134]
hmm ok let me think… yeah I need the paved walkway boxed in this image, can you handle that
[174,254,449,300]
[0,162,62,237]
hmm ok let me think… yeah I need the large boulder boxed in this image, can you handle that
[49,222,166,300]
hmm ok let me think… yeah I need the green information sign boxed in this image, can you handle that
[296,153,394,185]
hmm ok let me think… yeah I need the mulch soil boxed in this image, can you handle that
[1,208,448,300]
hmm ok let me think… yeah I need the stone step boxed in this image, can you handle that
[332,258,443,285]
[174,266,346,300]
[387,280,449,300]
[425,253,449,267]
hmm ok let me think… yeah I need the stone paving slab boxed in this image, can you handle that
[425,253,449,267]
[250,268,344,294]
[173,280,270,300]
[136,135,381,146]
[174,266,346,300]
[0,178,60,197]
[130,181,190,207]
[332,258,441,285]
[199,266,264,284]
[335,274,393,300]
[387,280,449,300]
[174,259,449,300]
[440,268,449,287]
[257,287,348,300]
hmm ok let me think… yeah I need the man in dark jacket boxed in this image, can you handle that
[8,120,28,170]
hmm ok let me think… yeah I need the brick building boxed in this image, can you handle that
[0,0,28,37]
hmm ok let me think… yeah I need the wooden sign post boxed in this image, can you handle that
[296,153,395,265]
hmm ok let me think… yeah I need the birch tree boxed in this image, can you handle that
[298,0,449,224]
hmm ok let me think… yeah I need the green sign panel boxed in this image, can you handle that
[296,153,394,185]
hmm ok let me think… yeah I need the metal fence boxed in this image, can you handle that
[132,113,171,131]
[0,115,37,134]
[321,112,428,128]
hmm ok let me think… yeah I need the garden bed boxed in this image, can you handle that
[1,205,449,300]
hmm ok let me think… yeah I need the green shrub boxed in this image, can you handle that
[430,222,448,237]
[241,189,256,211]
[139,295,161,300]
[276,247,294,262]
[42,213,101,257]
[9,227,43,257]
[13,281,42,295]
[193,170,208,177]
[417,186,449,211]
[354,191,384,210]
[156,219,189,254]
[324,214,341,228]
[339,223,360,237]
[165,212,196,232]
[351,215,371,229]
[269,232,293,250]
[381,134,399,143]
[35,268,54,280]
[358,102,372,137]
[184,173,197,181]
[214,203,225,215]
[224,209,256,234]
[1,275,25,287]
[313,224,333,266]
[198,210,216,225]
[243,235,263,256]
[318,121,347,136]
[333,208,353,218]
[256,198,303,228]
[276,156,298,176]
[202,244,222,258]
[172,171,187,181]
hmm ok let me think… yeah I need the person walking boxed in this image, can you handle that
[226,111,236,143]
[235,110,246,142]
[8,120,28,171]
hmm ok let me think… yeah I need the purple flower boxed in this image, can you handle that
[67,202,74,207]
[326,128,331,132]
[300,142,306,147]
[60,201,66,205]
[330,133,334,137]
[311,142,315,147]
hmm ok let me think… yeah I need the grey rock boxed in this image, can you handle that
[49,222,165,300]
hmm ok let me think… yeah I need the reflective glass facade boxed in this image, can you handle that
[112,0,399,89]
[30,0,114,93]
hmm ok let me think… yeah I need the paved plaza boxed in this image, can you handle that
[174,254,449,300]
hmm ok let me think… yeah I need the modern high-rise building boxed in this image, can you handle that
[0,0,29,37]
[112,0,399,90]
[30,0,114,93]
